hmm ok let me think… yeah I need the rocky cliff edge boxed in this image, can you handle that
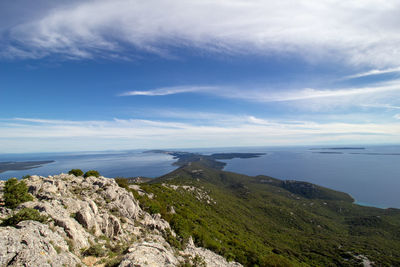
[0,174,242,267]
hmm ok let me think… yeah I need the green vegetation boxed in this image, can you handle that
[68,169,84,176]
[3,178,33,208]
[147,150,265,170]
[84,170,100,178]
[84,244,106,257]
[104,257,123,267]
[179,254,207,267]
[115,178,129,188]
[117,163,400,266]
[1,208,47,226]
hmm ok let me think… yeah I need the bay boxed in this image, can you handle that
[219,145,400,209]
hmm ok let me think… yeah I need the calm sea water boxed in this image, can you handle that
[0,150,176,179]
[218,145,400,209]
[1,145,399,209]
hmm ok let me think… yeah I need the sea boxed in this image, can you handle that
[1,145,399,209]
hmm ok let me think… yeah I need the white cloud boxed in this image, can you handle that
[119,86,215,96]
[0,116,399,153]
[394,114,400,120]
[3,0,400,66]
[344,67,400,79]
[120,80,400,112]
[361,104,400,110]
[232,83,400,102]
[12,117,102,125]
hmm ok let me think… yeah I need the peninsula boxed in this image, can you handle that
[144,150,265,169]
[0,160,54,174]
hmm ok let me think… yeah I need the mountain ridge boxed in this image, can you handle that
[141,162,400,266]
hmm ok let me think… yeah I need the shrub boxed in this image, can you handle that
[68,169,84,176]
[115,178,129,189]
[192,255,206,267]
[1,208,47,226]
[163,229,182,249]
[84,170,100,178]
[105,257,123,267]
[83,244,106,257]
[148,202,161,214]
[3,178,33,209]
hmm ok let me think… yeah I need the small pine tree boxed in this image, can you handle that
[68,169,84,176]
[1,208,47,227]
[84,170,100,178]
[3,178,33,209]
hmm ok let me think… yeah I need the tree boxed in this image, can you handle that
[1,208,47,226]
[84,170,100,178]
[68,169,84,176]
[3,178,33,209]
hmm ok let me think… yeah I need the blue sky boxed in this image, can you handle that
[1,0,400,152]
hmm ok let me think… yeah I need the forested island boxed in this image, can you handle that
[145,150,265,169]
[0,160,54,174]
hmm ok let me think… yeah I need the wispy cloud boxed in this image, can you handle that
[234,84,400,102]
[121,81,400,112]
[0,116,399,153]
[394,114,400,120]
[345,67,400,79]
[12,118,101,125]
[2,0,400,66]
[361,104,400,110]
[119,86,215,96]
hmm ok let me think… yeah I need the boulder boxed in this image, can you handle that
[98,213,122,238]
[27,201,92,250]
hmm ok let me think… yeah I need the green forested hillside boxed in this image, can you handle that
[116,162,400,266]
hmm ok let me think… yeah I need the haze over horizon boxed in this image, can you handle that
[1,0,400,153]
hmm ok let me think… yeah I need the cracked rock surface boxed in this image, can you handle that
[0,174,241,267]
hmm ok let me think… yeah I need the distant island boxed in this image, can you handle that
[350,152,400,156]
[312,151,343,154]
[144,150,265,170]
[309,147,365,150]
[0,160,54,174]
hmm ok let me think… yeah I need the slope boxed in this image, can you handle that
[124,162,400,266]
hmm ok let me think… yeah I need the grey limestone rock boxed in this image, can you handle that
[119,235,180,267]
[0,173,242,267]
[0,220,80,267]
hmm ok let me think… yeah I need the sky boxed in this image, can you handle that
[1,0,400,153]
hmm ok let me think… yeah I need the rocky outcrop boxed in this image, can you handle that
[164,183,216,204]
[183,237,242,267]
[0,174,242,267]
[120,235,180,267]
[120,235,242,267]
[0,220,80,267]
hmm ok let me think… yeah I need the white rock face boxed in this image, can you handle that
[120,235,180,267]
[0,174,242,267]
[120,235,242,267]
[183,237,242,267]
[0,220,80,267]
